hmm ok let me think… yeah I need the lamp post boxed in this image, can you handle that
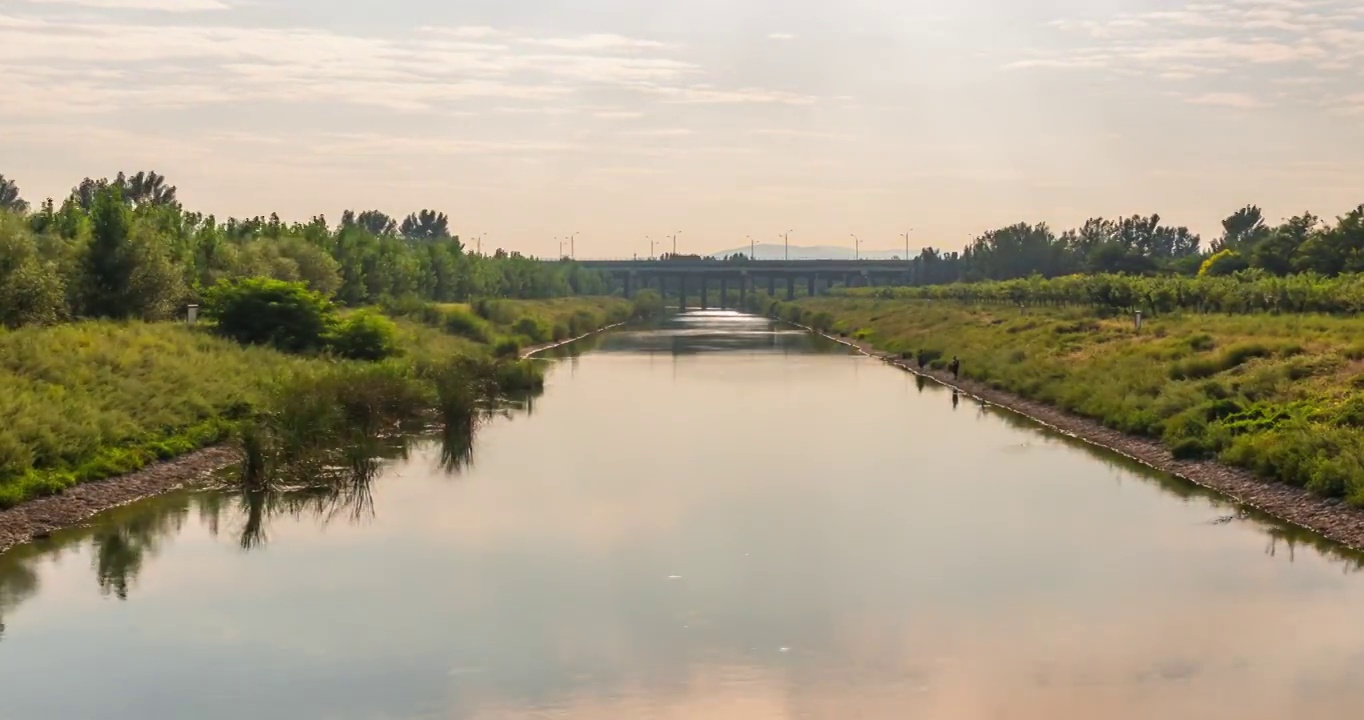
[648,235,656,260]
[670,231,681,257]
[851,234,860,261]
[474,233,484,255]
[901,229,912,262]
[558,238,565,259]
[747,235,754,261]
[780,230,791,261]
[570,231,578,260]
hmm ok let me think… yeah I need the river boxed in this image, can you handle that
[3,311,1364,719]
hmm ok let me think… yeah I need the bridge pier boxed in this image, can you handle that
[739,274,748,308]
[623,272,634,299]
[807,275,816,297]
[786,276,795,301]
[719,277,728,309]
[767,275,776,296]
[700,276,709,309]
[677,273,687,310]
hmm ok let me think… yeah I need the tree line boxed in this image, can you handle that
[900,205,1364,285]
[0,171,609,329]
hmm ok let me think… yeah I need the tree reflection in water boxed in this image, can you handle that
[0,386,539,641]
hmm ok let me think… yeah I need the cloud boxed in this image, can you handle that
[625,128,694,137]
[522,33,666,51]
[1014,0,1362,95]
[593,111,644,119]
[0,13,804,117]
[768,33,797,41]
[18,0,230,10]
[1185,92,1268,109]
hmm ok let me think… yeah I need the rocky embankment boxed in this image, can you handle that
[816,328,1364,552]
[0,446,239,554]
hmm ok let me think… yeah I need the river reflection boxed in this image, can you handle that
[4,311,1364,720]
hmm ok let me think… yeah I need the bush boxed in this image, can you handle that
[492,337,521,358]
[1198,249,1250,277]
[329,311,400,361]
[441,307,492,343]
[204,277,337,353]
[512,316,551,344]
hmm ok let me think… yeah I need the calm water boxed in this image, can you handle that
[4,311,1364,719]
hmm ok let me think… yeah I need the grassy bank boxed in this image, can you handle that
[749,292,1364,505]
[0,296,633,508]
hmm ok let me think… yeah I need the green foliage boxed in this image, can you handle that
[439,306,494,343]
[630,289,665,319]
[328,311,400,361]
[0,213,66,328]
[787,295,1364,504]
[1199,249,1250,277]
[204,277,337,353]
[511,316,551,344]
[0,321,301,506]
[493,337,522,358]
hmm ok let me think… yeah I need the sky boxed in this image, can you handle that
[2,0,1363,258]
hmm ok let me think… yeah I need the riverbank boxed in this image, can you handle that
[0,298,635,552]
[766,295,1364,550]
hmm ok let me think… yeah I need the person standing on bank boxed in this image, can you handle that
[948,355,960,380]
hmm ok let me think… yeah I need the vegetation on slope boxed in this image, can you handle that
[0,293,639,509]
[749,291,1364,506]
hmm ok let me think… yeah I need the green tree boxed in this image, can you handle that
[118,171,178,208]
[204,277,337,353]
[0,174,28,213]
[341,210,397,236]
[0,212,66,327]
[1198,249,1250,277]
[400,210,451,241]
[82,185,135,316]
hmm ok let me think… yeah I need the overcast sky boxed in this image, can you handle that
[3,0,1362,257]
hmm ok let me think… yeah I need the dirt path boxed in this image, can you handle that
[810,325,1364,551]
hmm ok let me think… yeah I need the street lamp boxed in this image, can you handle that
[670,230,681,257]
[851,234,860,261]
[780,229,792,261]
[558,238,565,259]
[571,231,578,260]
[901,229,913,262]
[648,235,656,260]
[747,235,754,261]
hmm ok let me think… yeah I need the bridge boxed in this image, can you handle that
[571,259,915,308]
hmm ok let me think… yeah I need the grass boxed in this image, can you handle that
[0,297,631,508]
[755,293,1364,505]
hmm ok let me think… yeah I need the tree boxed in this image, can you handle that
[116,171,178,208]
[204,277,337,353]
[0,174,28,213]
[1216,205,1269,252]
[400,210,450,241]
[0,213,65,328]
[341,210,397,236]
[1199,249,1250,277]
[83,185,135,316]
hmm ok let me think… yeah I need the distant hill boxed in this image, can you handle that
[707,244,911,261]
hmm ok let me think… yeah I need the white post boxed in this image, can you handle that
[186,304,199,326]
[1134,310,1143,333]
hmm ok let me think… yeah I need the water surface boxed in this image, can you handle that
[3,311,1364,719]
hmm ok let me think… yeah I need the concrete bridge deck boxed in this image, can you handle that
[565,259,916,307]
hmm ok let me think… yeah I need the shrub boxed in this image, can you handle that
[1198,249,1250,277]
[328,311,400,361]
[512,316,551,344]
[441,307,492,343]
[492,336,521,358]
[204,277,336,353]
